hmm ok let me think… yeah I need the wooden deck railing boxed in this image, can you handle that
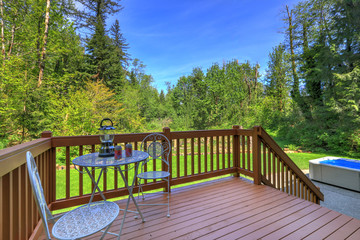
[255,126,324,204]
[0,126,323,240]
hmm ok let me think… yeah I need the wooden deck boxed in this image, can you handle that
[39,177,360,240]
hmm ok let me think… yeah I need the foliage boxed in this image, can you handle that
[50,81,126,136]
[278,0,360,157]
[1,0,360,159]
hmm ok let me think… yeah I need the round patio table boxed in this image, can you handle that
[72,150,149,239]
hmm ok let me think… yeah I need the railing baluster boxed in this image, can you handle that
[150,140,155,181]
[313,192,316,203]
[11,169,19,239]
[241,136,245,170]
[103,165,108,191]
[290,171,293,195]
[221,136,225,169]
[277,156,280,190]
[301,181,305,199]
[134,141,139,186]
[227,135,231,168]
[307,186,310,201]
[198,137,201,174]
[91,145,96,190]
[210,136,214,172]
[33,157,38,229]
[204,137,208,172]
[281,161,285,192]
[25,166,31,238]
[285,166,289,194]
[262,143,266,177]
[271,152,275,185]
[176,139,180,178]
[1,174,10,240]
[43,152,48,201]
[20,164,26,240]
[79,146,83,196]
[66,146,70,199]
[184,138,188,176]
[216,136,220,170]
[247,136,251,171]
[191,138,195,175]
[144,141,148,185]
[267,149,271,180]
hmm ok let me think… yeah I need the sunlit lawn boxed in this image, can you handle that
[56,151,360,199]
[56,153,236,200]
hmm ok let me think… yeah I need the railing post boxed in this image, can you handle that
[41,131,56,204]
[1,173,10,240]
[232,125,240,177]
[41,131,52,138]
[252,126,261,185]
[163,127,171,193]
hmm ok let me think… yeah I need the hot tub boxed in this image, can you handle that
[309,157,360,191]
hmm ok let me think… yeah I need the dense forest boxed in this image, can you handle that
[0,0,359,157]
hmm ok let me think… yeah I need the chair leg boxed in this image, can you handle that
[138,178,145,200]
[167,177,170,218]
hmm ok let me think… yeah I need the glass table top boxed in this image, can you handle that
[72,150,149,167]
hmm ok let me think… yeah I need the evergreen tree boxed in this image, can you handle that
[265,44,291,112]
[77,0,127,88]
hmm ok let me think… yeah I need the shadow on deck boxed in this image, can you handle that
[39,177,360,240]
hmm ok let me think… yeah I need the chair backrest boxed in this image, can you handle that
[140,133,171,171]
[26,151,53,240]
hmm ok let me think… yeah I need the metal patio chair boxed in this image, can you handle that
[26,151,119,240]
[137,133,171,217]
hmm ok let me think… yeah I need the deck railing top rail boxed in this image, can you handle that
[0,138,51,177]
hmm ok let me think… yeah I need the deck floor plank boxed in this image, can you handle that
[123,181,280,239]
[233,202,317,240]
[346,228,360,240]
[302,214,353,240]
[281,210,342,240]
[146,191,295,240]
[325,218,360,240]
[36,177,360,240]
[238,203,322,240]
[261,206,332,240]
[197,197,303,240]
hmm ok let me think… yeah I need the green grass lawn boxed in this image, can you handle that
[56,151,360,199]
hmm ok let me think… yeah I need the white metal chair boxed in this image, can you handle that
[137,133,171,217]
[26,151,119,240]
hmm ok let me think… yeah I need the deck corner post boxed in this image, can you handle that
[163,127,171,193]
[232,125,240,177]
[41,131,52,138]
[252,126,262,185]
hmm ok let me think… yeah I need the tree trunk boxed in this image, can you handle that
[245,74,252,101]
[38,0,51,87]
[8,24,16,57]
[286,5,299,99]
[0,0,5,61]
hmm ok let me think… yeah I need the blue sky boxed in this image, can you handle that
[109,0,301,92]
